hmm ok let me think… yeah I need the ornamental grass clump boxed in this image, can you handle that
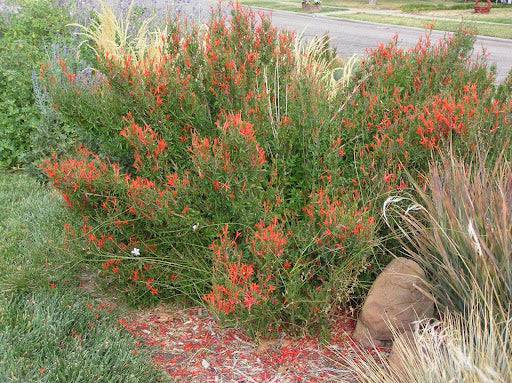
[344,152,512,382]
[383,152,512,320]
[40,2,511,334]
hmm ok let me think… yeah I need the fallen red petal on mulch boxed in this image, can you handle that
[117,305,388,382]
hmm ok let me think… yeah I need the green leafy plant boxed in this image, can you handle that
[40,3,511,335]
[0,0,71,168]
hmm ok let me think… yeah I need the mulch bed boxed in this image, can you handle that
[116,305,387,382]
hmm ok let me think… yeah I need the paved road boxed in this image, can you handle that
[262,8,512,82]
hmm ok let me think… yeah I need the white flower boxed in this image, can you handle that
[192,223,199,231]
[201,359,210,369]
[131,247,140,256]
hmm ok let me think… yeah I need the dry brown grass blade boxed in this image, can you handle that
[341,299,512,383]
[383,151,511,317]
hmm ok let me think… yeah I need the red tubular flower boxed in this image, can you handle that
[154,139,167,157]
[145,278,158,296]
[62,193,72,208]
[243,291,257,311]
[250,218,287,258]
[254,144,267,166]
[166,173,179,187]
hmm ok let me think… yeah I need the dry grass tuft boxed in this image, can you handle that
[293,34,357,100]
[385,152,511,317]
[73,0,166,64]
[344,299,512,383]
[342,152,512,382]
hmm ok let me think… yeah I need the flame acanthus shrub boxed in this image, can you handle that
[40,4,511,334]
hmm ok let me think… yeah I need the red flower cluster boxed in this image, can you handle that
[205,225,277,315]
[304,189,375,250]
[120,114,168,172]
[250,218,288,258]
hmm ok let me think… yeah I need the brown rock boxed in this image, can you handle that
[352,257,433,347]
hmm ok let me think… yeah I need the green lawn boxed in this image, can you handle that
[321,0,465,11]
[419,8,512,24]
[0,172,169,382]
[0,291,168,383]
[330,12,512,39]
[0,172,80,294]
[240,0,512,39]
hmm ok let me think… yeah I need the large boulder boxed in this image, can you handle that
[352,257,433,347]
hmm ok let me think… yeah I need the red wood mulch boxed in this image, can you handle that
[116,305,387,382]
